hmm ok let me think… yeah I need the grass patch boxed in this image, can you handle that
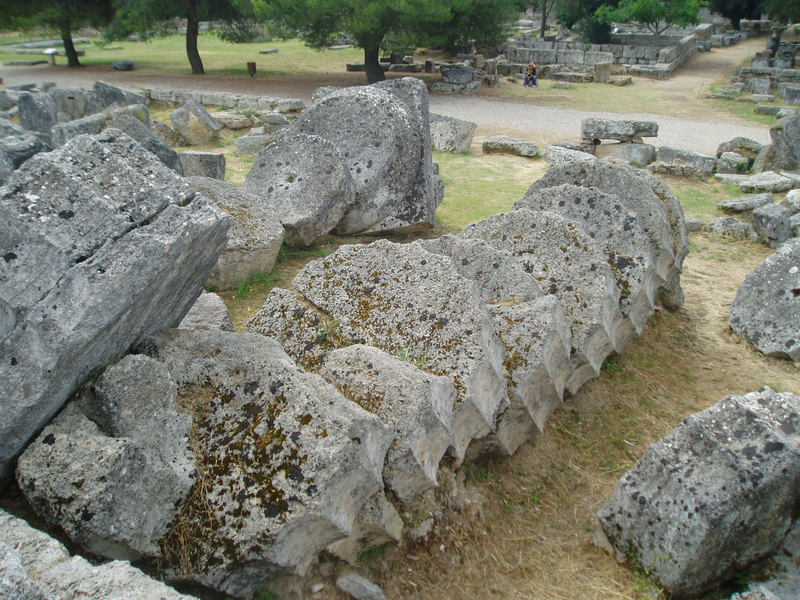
[662,175,743,221]
[706,97,778,126]
[434,150,547,232]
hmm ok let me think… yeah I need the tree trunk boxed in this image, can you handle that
[60,24,81,67]
[539,0,549,39]
[183,0,205,75]
[363,41,385,84]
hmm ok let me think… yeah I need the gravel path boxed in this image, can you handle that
[0,43,772,155]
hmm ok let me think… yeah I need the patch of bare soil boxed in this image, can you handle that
[297,233,799,600]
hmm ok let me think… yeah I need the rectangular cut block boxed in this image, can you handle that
[581,118,659,142]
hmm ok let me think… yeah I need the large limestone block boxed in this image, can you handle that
[718,192,774,214]
[729,239,800,361]
[0,131,230,481]
[429,113,477,153]
[655,146,718,175]
[288,240,508,458]
[752,204,793,247]
[327,492,403,565]
[187,176,284,290]
[171,99,223,145]
[581,118,658,142]
[141,329,393,598]
[179,151,225,180]
[542,145,597,166]
[709,216,758,241]
[596,142,656,166]
[740,171,796,193]
[482,136,539,157]
[49,87,102,122]
[108,112,180,171]
[0,509,198,600]
[92,80,147,109]
[770,112,800,171]
[716,136,763,160]
[244,130,356,245]
[50,112,107,146]
[367,77,438,234]
[17,355,195,560]
[418,235,543,304]
[515,184,659,348]
[320,344,456,503]
[462,209,621,394]
[488,296,572,453]
[527,159,688,310]
[294,86,420,234]
[0,133,45,169]
[17,92,56,145]
[780,189,800,214]
[597,388,800,597]
[0,540,51,600]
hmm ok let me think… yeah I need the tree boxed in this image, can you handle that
[761,0,800,24]
[0,0,114,67]
[707,0,761,29]
[254,0,526,84]
[595,0,703,36]
[107,0,252,74]
[558,0,618,42]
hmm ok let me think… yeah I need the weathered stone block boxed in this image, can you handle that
[709,216,758,241]
[656,146,717,175]
[171,99,223,146]
[482,136,539,157]
[429,112,476,153]
[179,291,234,332]
[597,388,800,597]
[581,118,658,142]
[718,193,774,214]
[179,151,225,180]
[751,203,793,248]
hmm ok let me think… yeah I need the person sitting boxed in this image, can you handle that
[524,62,538,87]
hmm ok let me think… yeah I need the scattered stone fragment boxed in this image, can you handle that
[17,355,195,560]
[170,99,223,145]
[740,171,795,193]
[17,92,56,145]
[320,344,455,503]
[0,134,45,168]
[718,193,774,214]
[716,137,763,160]
[327,492,403,564]
[429,113,476,153]
[709,216,758,241]
[336,572,385,600]
[462,209,621,393]
[729,239,800,361]
[179,151,225,180]
[656,146,717,175]
[187,176,284,290]
[716,151,749,174]
[210,110,254,130]
[686,218,706,232]
[770,112,800,171]
[482,136,539,157]
[752,204,793,247]
[542,145,596,166]
[259,111,291,134]
[92,80,146,109]
[780,189,800,215]
[108,112,180,171]
[244,130,356,245]
[581,118,658,142]
[597,387,800,598]
[179,291,234,332]
[140,329,393,598]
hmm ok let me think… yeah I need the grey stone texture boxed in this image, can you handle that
[108,111,180,171]
[729,239,800,361]
[92,80,146,110]
[718,193,775,214]
[482,136,540,157]
[50,112,107,147]
[179,290,234,332]
[462,209,621,394]
[716,137,763,160]
[171,99,223,145]
[770,112,800,171]
[597,388,800,598]
[187,176,285,290]
[440,64,476,84]
[740,171,796,193]
[0,130,230,482]
[526,159,688,311]
[235,130,270,156]
[140,329,393,598]
[542,145,596,166]
[253,240,508,459]
[716,151,750,174]
[752,204,793,247]
[294,86,421,234]
[17,92,57,144]
[319,344,456,503]
[709,217,758,241]
[327,492,402,565]
[17,354,195,560]
[0,133,45,169]
[780,189,800,214]
[179,151,225,180]
[515,184,659,348]
[244,130,356,245]
[581,118,658,142]
[429,112,477,153]
[210,110,254,130]
[656,146,718,175]
[597,142,656,166]
[49,87,102,122]
[336,572,386,600]
[0,509,198,600]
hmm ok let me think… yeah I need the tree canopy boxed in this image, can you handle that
[761,0,800,24]
[0,0,114,66]
[107,0,252,74]
[595,0,704,36]
[707,0,761,29]
[253,0,526,83]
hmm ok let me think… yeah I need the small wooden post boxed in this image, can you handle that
[247,62,256,77]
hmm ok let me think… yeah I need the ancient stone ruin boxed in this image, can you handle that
[597,387,800,598]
